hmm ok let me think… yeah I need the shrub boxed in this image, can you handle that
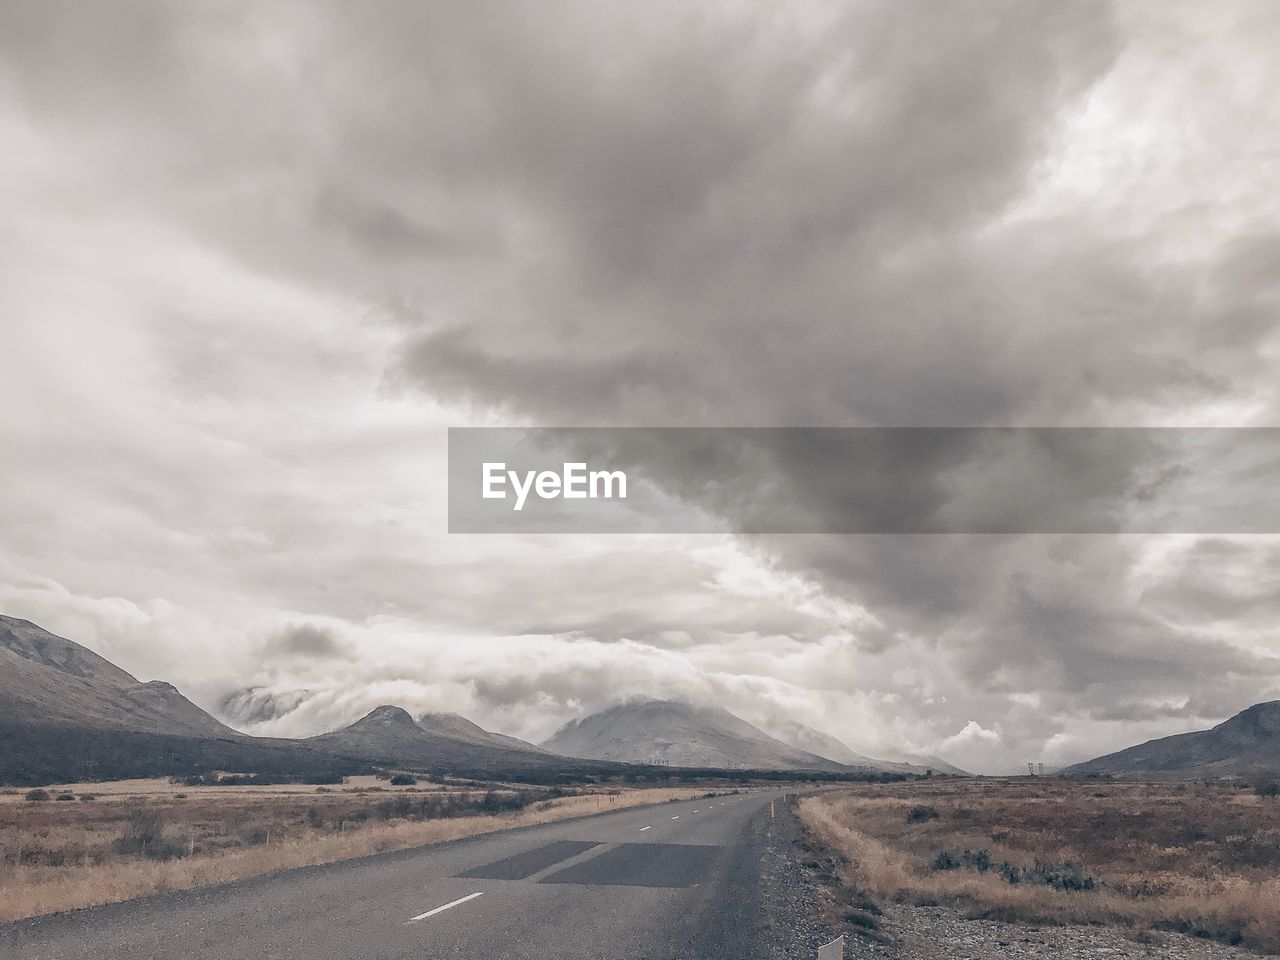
[906,805,938,823]
[113,802,181,859]
[844,908,882,930]
[1026,860,1096,891]
[389,774,417,786]
[55,793,75,801]
[25,789,49,802]
[933,848,1095,891]
[1255,782,1280,799]
[933,848,991,872]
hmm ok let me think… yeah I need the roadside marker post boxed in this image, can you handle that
[817,935,844,960]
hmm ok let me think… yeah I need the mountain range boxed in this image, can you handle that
[2,614,964,784]
[13,613,1280,784]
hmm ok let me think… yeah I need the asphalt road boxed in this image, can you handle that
[3,789,804,960]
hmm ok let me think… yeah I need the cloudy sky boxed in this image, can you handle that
[2,1,1279,773]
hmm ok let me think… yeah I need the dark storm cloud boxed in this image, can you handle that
[262,623,356,661]
[387,2,1132,427]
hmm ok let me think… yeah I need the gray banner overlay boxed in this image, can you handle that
[448,427,1280,533]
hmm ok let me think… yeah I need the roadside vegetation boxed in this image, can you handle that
[0,774,735,921]
[799,778,1280,953]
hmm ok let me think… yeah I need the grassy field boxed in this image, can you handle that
[799,778,1280,953]
[1,776,731,921]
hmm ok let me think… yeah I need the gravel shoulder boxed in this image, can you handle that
[756,794,844,959]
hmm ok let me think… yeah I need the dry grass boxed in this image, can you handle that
[799,778,1280,953]
[0,779,722,921]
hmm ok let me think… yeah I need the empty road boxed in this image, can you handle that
[3,790,816,960]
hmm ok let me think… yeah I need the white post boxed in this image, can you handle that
[817,935,845,960]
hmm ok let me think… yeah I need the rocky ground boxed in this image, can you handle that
[777,796,1257,960]
[854,902,1255,960]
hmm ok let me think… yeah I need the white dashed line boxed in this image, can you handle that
[639,825,652,831]
[671,815,679,819]
[409,892,484,922]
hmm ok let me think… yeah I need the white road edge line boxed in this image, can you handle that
[409,891,485,922]
[639,825,652,831]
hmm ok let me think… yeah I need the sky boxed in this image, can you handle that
[1,0,1279,774]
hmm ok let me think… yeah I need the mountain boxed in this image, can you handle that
[767,720,968,776]
[216,688,546,756]
[0,615,575,785]
[898,753,970,777]
[417,711,548,754]
[767,719,921,772]
[768,719,883,768]
[542,699,846,771]
[1064,701,1280,779]
[305,705,585,776]
[0,615,235,737]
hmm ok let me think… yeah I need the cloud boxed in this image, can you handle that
[1,0,1279,772]
[261,624,356,661]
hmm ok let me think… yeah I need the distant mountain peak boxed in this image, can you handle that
[544,698,844,771]
[360,705,416,725]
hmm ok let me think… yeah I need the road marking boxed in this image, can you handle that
[409,891,484,922]
[671,815,679,819]
[693,809,700,813]
[639,825,652,831]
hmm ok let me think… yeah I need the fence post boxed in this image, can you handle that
[817,935,844,960]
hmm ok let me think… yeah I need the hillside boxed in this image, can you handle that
[767,719,887,769]
[0,615,236,737]
[542,699,845,771]
[304,705,564,776]
[0,616,568,785]
[417,711,548,754]
[766,719,968,776]
[1064,700,1280,779]
[898,754,970,777]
